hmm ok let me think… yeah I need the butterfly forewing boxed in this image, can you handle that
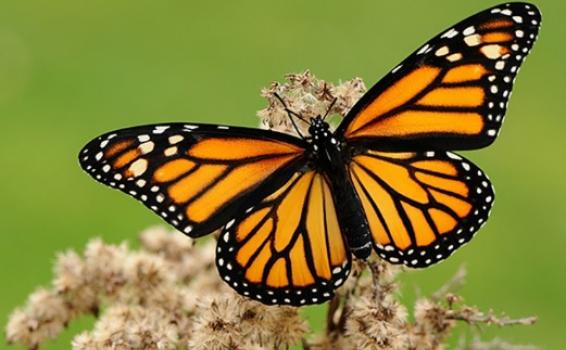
[79,123,308,237]
[216,170,351,305]
[349,150,494,267]
[338,2,541,151]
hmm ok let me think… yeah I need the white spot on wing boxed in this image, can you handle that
[447,152,462,160]
[441,28,458,38]
[139,142,155,154]
[495,61,505,70]
[464,34,481,47]
[446,53,463,62]
[164,146,178,156]
[226,219,236,229]
[435,46,449,56]
[463,26,475,36]
[153,125,169,134]
[481,45,504,59]
[168,135,184,144]
[417,43,430,55]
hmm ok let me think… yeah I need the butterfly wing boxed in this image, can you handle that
[337,2,541,151]
[79,123,308,237]
[216,170,351,305]
[349,150,493,267]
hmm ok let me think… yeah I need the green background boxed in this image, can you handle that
[1,0,564,348]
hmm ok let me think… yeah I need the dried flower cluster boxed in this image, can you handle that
[5,228,538,350]
[304,261,537,350]
[257,70,366,135]
[7,71,537,349]
[6,227,307,350]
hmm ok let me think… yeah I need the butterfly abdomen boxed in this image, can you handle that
[325,165,372,260]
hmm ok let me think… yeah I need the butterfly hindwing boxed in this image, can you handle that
[338,2,541,151]
[349,150,494,267]
[216,170,351,305]
[79,123,308,237]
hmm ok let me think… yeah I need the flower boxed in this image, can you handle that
[6,289,69,350]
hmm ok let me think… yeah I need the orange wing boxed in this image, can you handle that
[338,3,541,151]
[349,150,494,267]
[216,170,351,305]
[79,123,308,237]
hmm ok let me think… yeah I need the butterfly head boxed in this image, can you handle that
[308,116,331,141]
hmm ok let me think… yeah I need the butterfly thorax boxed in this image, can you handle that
[307,117,348,175]
[308,117,373,259]
[308,117,341,165]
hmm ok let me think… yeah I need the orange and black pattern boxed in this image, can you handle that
[349,151,493,267]
[79,123,307,237]
[338,2,541,151]
[79,3,540,306]
[216,171,350,305]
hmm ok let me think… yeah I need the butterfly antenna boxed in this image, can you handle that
[322,97,337,121]
[273,93,308,139]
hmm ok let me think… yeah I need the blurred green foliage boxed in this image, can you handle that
[1,1,564,349]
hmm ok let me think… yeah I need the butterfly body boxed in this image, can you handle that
[308,117,373,258]
[79,3,540,306]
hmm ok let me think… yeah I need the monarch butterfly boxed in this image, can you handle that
[79,2,540,306]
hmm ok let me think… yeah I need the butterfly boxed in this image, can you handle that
[79,2,541,306]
